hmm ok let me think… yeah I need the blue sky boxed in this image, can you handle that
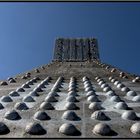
[0,2,140,79]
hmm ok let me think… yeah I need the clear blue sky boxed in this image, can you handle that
[0,2,140,79]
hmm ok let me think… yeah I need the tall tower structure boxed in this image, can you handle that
[0,38,139,138]
[53,38,100,61]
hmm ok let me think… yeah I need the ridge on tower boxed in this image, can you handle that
[53,38,100,62]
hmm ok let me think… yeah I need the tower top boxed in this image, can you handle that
[53,38,100,62]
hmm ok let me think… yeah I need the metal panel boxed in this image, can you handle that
[94,39,100,60]
[69,39,76,61]
[76,39,83,61]
[53,39,63,61]
[83,39,90,61]
[89,39,96,60]
[63,39,70,61]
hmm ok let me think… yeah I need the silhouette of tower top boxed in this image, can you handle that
[53,38,100,62]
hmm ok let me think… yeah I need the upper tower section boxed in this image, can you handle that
[53,38,100,62]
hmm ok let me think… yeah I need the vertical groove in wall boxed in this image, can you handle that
[63,39,70,61]
[76,39,83,61]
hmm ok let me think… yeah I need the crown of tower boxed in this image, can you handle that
[53,38,100,62]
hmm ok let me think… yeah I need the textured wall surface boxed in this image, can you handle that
[53,38,100,62]
[0,36,139,137]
